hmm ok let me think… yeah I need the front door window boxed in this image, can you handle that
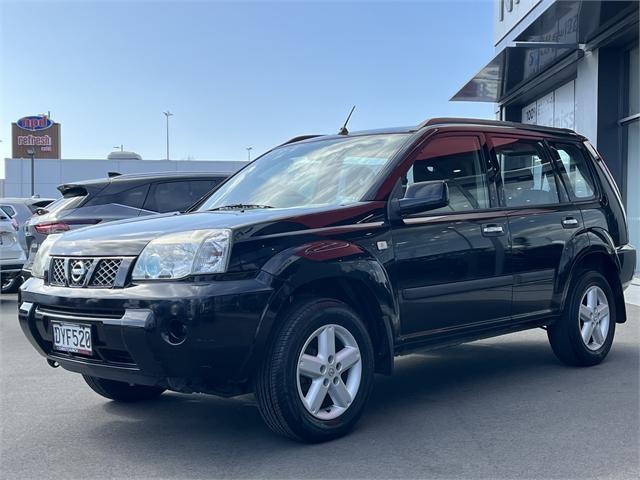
[405,135,490,212]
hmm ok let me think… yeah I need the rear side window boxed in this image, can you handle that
[144,180,219,213]
[548,142,596,200]
[84,184,150,209]
[406,135,490,212]
[492,137,560,207]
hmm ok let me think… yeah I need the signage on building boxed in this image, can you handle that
[11,115,61,159]
[521,80,575,130]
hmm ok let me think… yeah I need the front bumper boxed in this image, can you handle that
[1,263,24,280]
[19,273,275,396]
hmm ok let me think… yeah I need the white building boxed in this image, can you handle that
[1,157,246,198]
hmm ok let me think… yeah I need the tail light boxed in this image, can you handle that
[10,218,19,231]
[34,221,70,235]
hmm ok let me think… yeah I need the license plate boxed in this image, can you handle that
[52,322,92,355]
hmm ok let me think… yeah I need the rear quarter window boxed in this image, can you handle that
[548,142,596,200]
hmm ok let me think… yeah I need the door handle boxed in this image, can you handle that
[561,217,579,228]
[482,224,505,236]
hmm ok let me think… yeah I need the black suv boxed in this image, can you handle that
[19,119,636,442]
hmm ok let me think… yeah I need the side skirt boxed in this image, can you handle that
[394,314,560,356]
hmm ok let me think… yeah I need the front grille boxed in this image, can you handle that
[91,259,122,287]
[50,258,66,286]
[48,257,130,288]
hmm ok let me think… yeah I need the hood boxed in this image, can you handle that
[49,203,384,257]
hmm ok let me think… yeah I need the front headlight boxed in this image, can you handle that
[132,229,232,280]
[31,234,62,279]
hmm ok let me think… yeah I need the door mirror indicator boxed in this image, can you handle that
[393,181,449,217]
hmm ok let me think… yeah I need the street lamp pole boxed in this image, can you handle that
[246,146,253,162]
[163,111,173,160]
[27,149,35,196]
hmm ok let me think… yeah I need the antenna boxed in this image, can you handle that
[338,105,356,135]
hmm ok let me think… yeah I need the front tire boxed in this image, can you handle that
[1,275,21,294]
[255,298,374,442]
[547,270,616,366]
[83,375,165,402]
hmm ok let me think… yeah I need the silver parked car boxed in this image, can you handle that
[0,197,55,251]
[0,212,26,293]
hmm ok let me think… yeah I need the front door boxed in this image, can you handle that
[390,133,512,339]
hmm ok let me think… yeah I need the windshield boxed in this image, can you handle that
[198,134,410,211]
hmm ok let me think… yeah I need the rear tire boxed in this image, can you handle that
[83,375,165,402]
[547,270,616,366]
[255,298,374,442]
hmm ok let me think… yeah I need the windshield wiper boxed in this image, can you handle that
[208,203,274,212]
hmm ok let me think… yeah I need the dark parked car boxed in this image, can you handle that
[23,172,229,257]
[19,119,635,442]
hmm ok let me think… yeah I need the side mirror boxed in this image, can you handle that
[393,180,449,217]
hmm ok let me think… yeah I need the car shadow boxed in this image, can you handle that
[86,328,637,477]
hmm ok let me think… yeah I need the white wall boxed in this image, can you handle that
[1,158,246,198]
[574,50,599,143]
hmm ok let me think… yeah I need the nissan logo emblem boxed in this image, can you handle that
[71,261,87,282]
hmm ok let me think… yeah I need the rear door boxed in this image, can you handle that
[488,134,581,319]
[390,133,512,338]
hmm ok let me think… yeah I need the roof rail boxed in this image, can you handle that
[280,134,324,146]
[417,117,580,137]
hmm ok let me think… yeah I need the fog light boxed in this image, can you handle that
[163,318,188,345]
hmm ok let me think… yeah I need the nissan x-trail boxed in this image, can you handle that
[19,118,636,442]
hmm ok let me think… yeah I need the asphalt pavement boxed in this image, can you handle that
[1,292,638,479]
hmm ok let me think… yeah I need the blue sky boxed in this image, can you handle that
[0,0,494,162]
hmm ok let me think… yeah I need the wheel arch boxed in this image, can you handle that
[245,245,398,380]
[560,234,626,324]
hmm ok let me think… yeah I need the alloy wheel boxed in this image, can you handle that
[578,285,610,351]
[296,324,362,420]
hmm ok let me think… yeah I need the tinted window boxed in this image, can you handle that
[549,143,596,200]
[44,195,85,214]
[190,180,218,203]
[406,136,489,212]
[144,180,219,213]
[29,200,54,212]
[84,184,149,209]
[0,205,16,217]
[493,137,560,207]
